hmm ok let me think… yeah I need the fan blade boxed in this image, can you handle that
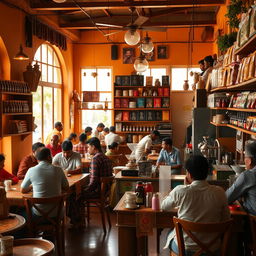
[95,23,123,29]
[140,27,167,32]
[133,16,149,26]
[103,31,122,37]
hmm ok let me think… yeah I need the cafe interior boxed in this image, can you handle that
[1,0,256,255]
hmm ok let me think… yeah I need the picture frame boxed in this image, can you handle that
[162,75,170,86]
[157,45,168,59]
[142,48,155,61]
[122,76,131,86]
[123,48,135,64]
[115,76,122,86]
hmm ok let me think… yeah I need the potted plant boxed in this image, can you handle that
[217,32,237,53]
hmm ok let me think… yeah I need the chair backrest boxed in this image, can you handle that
[23,194,67,230]
[99,176,114,203]
[173,216,233,256]
[249,214,256,254]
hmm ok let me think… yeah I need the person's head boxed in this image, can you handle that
[185,155,209,181]
[244,141,256,170]
[62,140,73,158]
[0,154,5,169]
[35,148,52,163]
[109,126,116,133]
[108,142,119,153]
[204,55,214,68]
[125,50,132,56]
[32,142,45,156]
[54,121,63,132]
[84,126,92,136]
[79,133,87,144]
[161,137,173,152]
[151,130,160,141]
[103,127,109,136]
[68,133,78,143]
[97,123,105,132]
[198,59,205,71]
[50,134,59,147]
[87,137,102,155]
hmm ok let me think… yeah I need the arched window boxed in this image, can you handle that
[33,44,62,143]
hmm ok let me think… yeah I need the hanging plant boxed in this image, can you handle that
[225,0,247,29]
[217,32,237,53]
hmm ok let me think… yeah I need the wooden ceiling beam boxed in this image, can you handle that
[103,9,112,17]
[30,0,225,11]
[149,7,192,17]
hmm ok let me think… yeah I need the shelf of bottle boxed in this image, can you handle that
[115,120,170,123]
[78,108,113,110]
[3,112,32,115]
[210,122,256,136]
[114,108,170,111]
[210,77,256,93]
[114,86,170,89]
[1,92,31,95]
[114,96,170,98]
[210,107,256,112]
[117,131,150,134]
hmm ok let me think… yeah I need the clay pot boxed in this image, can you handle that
[183,80,189,90]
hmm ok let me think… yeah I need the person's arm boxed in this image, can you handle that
[144,139,152,154]
[161,187,179,211]
[67,154,82,175]
[0,168,19,184]
[172,149,182,169]
[52,154,60,167]
[20,169,32,193]
[84,157,99,192]
[156,150,165,167]
[17,156,30,180]
[60,168,69,192]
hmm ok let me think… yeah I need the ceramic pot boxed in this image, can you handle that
[183,80,189,90]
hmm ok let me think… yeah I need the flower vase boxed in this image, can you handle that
[183,80,189,90]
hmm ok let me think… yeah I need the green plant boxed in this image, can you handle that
[217,32,237,52]
[225,0,247,29]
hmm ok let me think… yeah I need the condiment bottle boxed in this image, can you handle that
[146,192,152,208]
[152,193,160,210]
[135,181,145,206]
[144,182,153,193]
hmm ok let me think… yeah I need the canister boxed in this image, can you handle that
[132,135,138,143]
[116,89,121,96]
[123,90,128,96]
[129,101,136,108]
[133,90,139,96]
[129,90,133,96]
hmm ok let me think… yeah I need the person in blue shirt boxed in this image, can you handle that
[156,137,182,174]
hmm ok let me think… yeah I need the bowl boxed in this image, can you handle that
[230,165,246,175]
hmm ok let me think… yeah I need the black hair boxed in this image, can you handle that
[103,127,109,133]
[0,154,5,162]
[108,142,119,150]
[87,137,102,152]
[151,130,160,137]
[84,126,92,133]
[204,55,214,66]
[97,123,105,128]
[185,155,209,180]
[198,59,204,65]
[68,133,77,140]
[62,140,73,151]
[32,142,45,152]
[35,147,51,161]
[162,137,173,146]
[109,126,116,132]
[245,141,256,165]
[79,133,87,143]
[54,121,62,128]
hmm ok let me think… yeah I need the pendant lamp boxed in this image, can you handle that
[134,50,149,72]
[13,45,29,61]
[141,33,154,53]
[53,0,66,3]
[124,29,140,46]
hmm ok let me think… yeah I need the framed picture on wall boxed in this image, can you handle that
[157,45,168,59]
[142,48,155,61]
[123,48,135,64]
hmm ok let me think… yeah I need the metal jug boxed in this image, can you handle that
[223,152,233,165]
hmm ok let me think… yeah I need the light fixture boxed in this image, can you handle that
[141,33,154,53]
[124,28,140,46]
[134,50,149,72]
[52,0,66,3]
[13,45,29,61]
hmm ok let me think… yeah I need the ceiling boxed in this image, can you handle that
[29,0,225,33]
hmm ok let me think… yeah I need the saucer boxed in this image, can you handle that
[124,205,139,210]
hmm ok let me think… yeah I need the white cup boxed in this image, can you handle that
[0,236,14,256]
[151,150,156,154]
[4,180,12,192]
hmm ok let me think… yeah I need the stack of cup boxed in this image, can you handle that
[124,192,137,209]
[4,180,12,192]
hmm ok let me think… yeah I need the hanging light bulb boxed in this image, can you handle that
[52,0,66,3]
[124,28,140,46]
[134,50,149,72]
[141,33,154,53]
[13,45,29,61]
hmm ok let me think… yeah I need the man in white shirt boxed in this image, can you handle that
[134,130,160,162]
[161,155,230,255]
[105,126,121,148]
[52,140,82,175]
[91,123,105,139]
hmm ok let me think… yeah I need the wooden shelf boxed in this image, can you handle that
[210,122,228,127]
[115,108,169,111]
[78,108,113,110]
[115,86,170,89]
[235,33,256,57]
[3,131,32,137]
[117,131,150,134]
[1,92,31,95]
[114,96,169,98]
[210,107,256,112]
[3,112,32,115]
[115,120,170,123]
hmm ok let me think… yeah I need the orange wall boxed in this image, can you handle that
[0,2,74,173]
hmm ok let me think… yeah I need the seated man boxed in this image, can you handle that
[134,130,160,162]
[226,141,256,215]
[84,126,92,140]
[17,142,45,180]
[21,148,69,217]
[156,137,182,174]
[91,123,105,139]
[52,140,82,175]
[73,133,88,156]
[105,126,121,147]
[45,121,63,145]
[161,155,230,255]
[46,134,62,157]
[0,154,18,184]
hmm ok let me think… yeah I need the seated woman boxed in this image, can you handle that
[0,154,19,184]
[105,142,120,166]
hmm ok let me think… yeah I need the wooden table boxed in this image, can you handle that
[114,193,247,256]
[6,173,89,207]
[0,214,26,235]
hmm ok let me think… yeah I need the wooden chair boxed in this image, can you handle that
[84,176,114,234]
[249,214,256,255]
[172,217,233,256]
[23,194,67,256]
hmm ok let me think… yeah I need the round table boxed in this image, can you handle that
[0,214,26,235]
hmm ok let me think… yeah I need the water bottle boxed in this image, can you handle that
[152,193,160,210]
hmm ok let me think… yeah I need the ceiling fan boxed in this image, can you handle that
[95,7,166,45]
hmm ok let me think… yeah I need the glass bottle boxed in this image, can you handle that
[135,181,145,206]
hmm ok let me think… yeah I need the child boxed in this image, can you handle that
[0,154,19,184]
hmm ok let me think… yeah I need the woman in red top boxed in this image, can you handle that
[0,154,19,184]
